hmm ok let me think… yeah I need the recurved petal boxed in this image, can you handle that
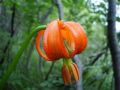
[70,63,80,81]
[65,22,88,54]
[60,24,76,58]
[76,23,88,52]
[43,20,71,60]
[35,30,51,61]
[62,64,72,85]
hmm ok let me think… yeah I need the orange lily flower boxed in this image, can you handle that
[35,20,88,61]
[35,20,87,85]
[62,59,80,85]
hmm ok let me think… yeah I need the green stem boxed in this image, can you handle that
[63,58,72,65]
[0,25,46,89]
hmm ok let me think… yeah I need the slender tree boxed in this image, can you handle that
[107,0,120,90]
[0,4,16,64]
[55,0,83,90]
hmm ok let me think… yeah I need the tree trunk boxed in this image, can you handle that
[107,0,120,90]
[55,0,83,90]
[73,55,83,90]
[0,4,16,65]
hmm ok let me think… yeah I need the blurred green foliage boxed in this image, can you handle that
[0,0,120,90]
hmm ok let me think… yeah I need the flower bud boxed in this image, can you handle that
[62,59,80,85]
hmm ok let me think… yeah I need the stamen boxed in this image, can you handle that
[64,40,73,54]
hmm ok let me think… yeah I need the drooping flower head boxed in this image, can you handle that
[35,20,88,85]
[35,20,87,61]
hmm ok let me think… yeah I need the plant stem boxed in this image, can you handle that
[63,58,72,65]
[45,62,55,80]
[0,25,46,89]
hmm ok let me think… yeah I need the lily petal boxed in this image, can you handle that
[43,20,71,60]
[62,64,72,85]
[65,22,88,54]
[72,63,80,81]
[76,23,88,53]
[35,30,51,61]
[60,23,76,58]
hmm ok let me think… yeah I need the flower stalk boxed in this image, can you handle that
[0,25,46,89]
